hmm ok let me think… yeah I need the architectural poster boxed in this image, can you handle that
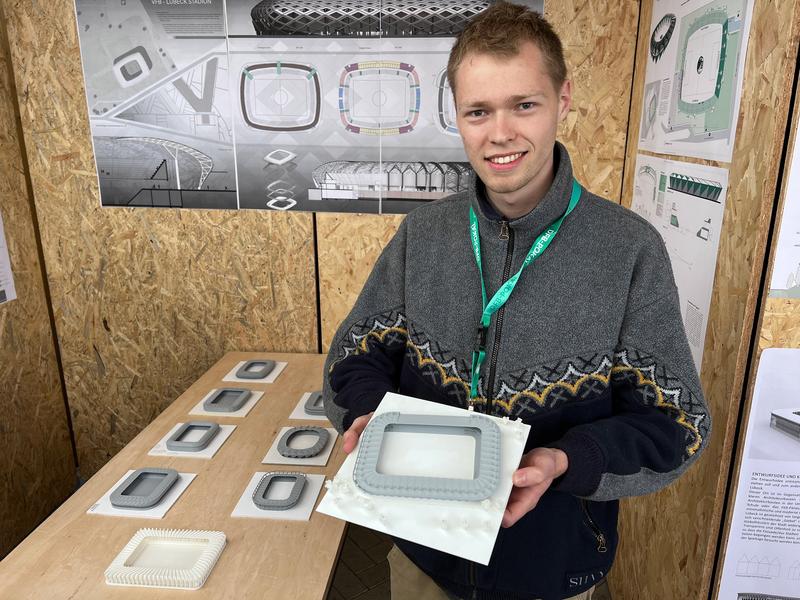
[630,153,728,372]
[718,348,800,600]
[74,0,543,214]
[0,212,17,305]
[769,120,800,299]
[638,0,754,162]
[74,0,238,209]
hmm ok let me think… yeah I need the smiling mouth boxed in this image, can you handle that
[486,151,527,165]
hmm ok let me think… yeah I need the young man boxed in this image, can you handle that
[323,3,710,599]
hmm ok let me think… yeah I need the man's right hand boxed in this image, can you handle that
[342,412,374,453]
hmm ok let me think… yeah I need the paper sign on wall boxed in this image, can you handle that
[718,349,800,599]
[0,213,17,306]
[630,153,728,372]
[638,0,754,162]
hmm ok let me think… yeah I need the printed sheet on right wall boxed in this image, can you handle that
[639,0,754,162]
[769,116,800,299]
[630,153,728,372]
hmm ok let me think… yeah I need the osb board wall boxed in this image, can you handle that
[547,0,639,200]
[616,2,800,599]
[3,1,318,477]
[318,214,405,351]
[318,0,640,351]
[0,8,74,558]
[711,81,800,598]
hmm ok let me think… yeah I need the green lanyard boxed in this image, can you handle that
[469,179,582,398]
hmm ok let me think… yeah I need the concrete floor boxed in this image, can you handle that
[327,524,612,600]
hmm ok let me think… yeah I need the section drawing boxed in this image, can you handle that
[339,61,420,135]
[109,468,179,509]
[252,472,307,510]
[203,388,252,412]
[250,0,492,37]
[235,359,277,379]
[240,62,321,132]
[277,426,330,458]
[668,172,722,202]
[105,528,226,590]
[304,391,325,416]
[310,160,472,201]
[166,421,221,452]
[353,412,501,501]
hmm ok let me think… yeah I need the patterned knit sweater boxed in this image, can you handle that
[323,143,710,600]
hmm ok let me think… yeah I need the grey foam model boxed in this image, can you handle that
[353,412,501,502]
[203,388,251,413]
[235,359,276,380]
[304,391,325,416]
[110,468,180,509]
[252,472,307,510]
[166,421,221,452]
[277,426,330,459]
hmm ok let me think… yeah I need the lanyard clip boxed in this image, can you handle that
[475,325,487,353]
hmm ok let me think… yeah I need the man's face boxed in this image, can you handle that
[454,42,571,216]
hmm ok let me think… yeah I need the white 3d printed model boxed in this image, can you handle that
[105,528,226,589]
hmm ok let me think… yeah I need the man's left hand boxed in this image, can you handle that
[502,447,568,528]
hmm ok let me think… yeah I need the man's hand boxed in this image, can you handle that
[342,412,374,454]
[502,447,568,528]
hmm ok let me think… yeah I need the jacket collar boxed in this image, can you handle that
[471,142,575,238]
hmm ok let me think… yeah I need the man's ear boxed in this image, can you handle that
[558,79,572,121]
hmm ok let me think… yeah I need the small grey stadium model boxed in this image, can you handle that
[353,412,501,501]
[277,426,330,458]
[770,408,800,441]
[109,468,180,509]
[166,421,221,452]
[252,472,307,510]
[203,388,251,413]
[304,391,325,416]
[235,359,277,380]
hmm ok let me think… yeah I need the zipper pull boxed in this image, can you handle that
[596,533,608,553]
[499,220,509,240]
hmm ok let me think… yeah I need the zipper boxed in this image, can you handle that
[485,220,514,413]
[580,499,608,553]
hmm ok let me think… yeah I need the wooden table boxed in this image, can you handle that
[0,352,348,599]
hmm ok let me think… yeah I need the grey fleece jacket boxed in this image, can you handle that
[322,142,710,600]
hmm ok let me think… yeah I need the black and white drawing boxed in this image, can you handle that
[75,0,237,208]
[75,0,543,213]
[225,0,506,213]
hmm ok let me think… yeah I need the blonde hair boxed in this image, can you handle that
[447,1,567,95]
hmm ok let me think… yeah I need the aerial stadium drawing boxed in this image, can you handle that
[665,0,746,145]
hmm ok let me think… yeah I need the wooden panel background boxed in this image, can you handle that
[0,5,75,558]
[617,2,800,599]
[711,75,800,598]
[318,0,641,349]
[3,0,318,477]
[318,213,405,351]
